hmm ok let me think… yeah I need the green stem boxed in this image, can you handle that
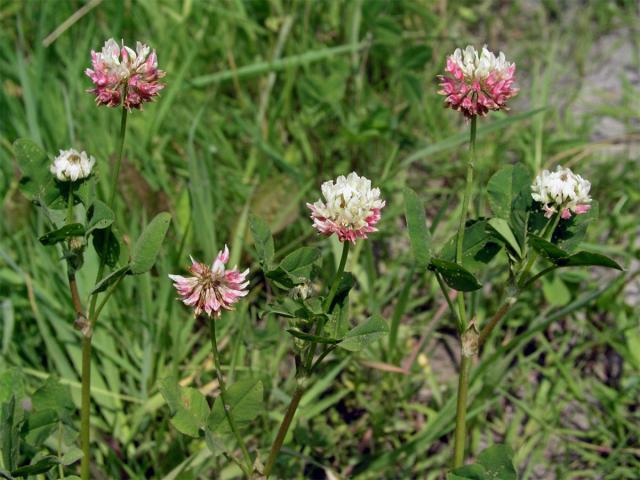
[453,355,472,468]
[263,385,305,478]
[209,317,253,476]
[305,241,350,372]
[435,272,460,330]
[80,105,128,480]
[323,241,350,312]
[451,116,477,468]
[478,298,516,347]
[66,184,74,224]
[454,116,477,332]
[518,212,561,287]
[79,336,91,480]
[108,103,128,209]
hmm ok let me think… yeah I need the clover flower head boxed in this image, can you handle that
[306,172,385,243]
[85,38,165,110]
[531,166,592,219]
[169,246,249,318]
[50,149,95,182]
[438,45,518,118]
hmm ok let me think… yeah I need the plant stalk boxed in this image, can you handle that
[79,336,92,480]
[263,384,305,478]
[478,298,515,347]
[452,116,477,468]
[80,105,128,480]
[305,241,350,371]
[209,317,253,476]
[453,354,472,468]
[323,241,350,312]
[454,116,476,331]
[518,211,561,287]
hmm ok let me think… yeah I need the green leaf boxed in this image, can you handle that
[1,397,22,472]
[92,227,124,268]
[279,247,320,277]
[38,224,85,246]
[31,377,74,418]
[130,212,172,275]
[487,164,532,220]
[552,200,599,253]
[60,447,83,466]
[477,444,517,480]
[429,258,482,292]
[338,315,389,352]
[266,247,320,287]
[559,251,622,270]
[25,377,76,448]
[488,218,522,258]
[86,200,115,235]
[0,369,25,404]
[207,378,263,434]
[159,377,209,438]
[13,139,60,206]
[403,187,432,269]
[528,235,568,261]
[440,220,501,272]
[542,275,571,306]
[11,456,59,477]
[529,236,622,271]
[91,265,130,294]
[286,329,340,344]
[447,464,487,480]
[0,469,14,480]
[249,214,275,269]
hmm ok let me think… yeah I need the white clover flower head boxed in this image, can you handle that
[306,172,385,243]
[50,149,96,182]
[531,166,592,219]
[439,45,518,118]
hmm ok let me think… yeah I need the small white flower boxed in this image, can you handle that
[50,149,96,182]
[531,166,592,219]
[307,172,385,243]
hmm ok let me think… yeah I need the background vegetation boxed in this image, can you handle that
[1,0,639,478]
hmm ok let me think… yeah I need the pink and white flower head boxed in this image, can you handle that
[85,38,165,111]
[169,246,249,318]
[531,166,592,219]
[438,45,518,118]
[50,148,95,182]
[307,172,385,243]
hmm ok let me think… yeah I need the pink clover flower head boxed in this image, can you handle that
[307,172,385,243]
[85,38,165,110]
[169,245,249,318]
[531,166,592,219]
[50,148,95,182]
[438,45,518,118]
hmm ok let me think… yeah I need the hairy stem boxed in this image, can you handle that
[323,241,350,312]
[305,241,350,371]
[79,336,91,480]
[80,105,128,480]
[451,117,477,468]
[263,385,305,478]
[454,116,477,333]
[209,317,253,476]
[518,212,561,287]
[453,354,472,468]
[478,299,515,347]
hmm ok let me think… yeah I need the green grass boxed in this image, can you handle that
[1,0,639,478]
